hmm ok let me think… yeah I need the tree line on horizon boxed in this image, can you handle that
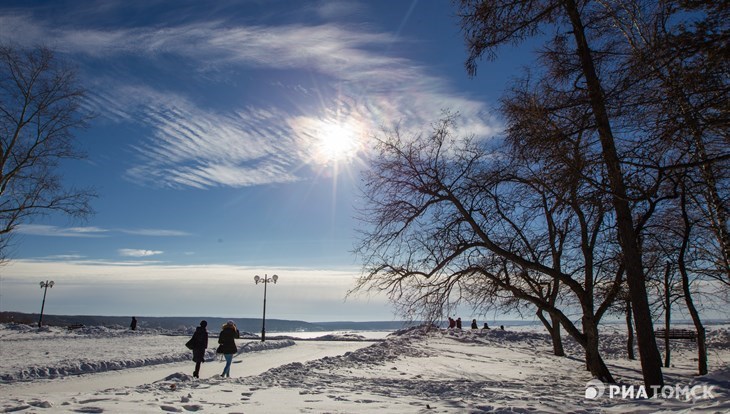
[353,0,727,395]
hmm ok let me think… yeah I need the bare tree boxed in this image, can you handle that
[595,0,727,376]
[0,45,95,258]
[605,0,729,286]
[659,262,681,368]
[355,115,625,382]
[453,0,728,391]
[641,174,714,375]
[677,183,710,375]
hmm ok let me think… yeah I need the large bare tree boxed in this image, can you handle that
[606,0,729,286]
[455,0,727,391]
[455,0,686,391]
[355,115,625,382]
[0,45,95,258]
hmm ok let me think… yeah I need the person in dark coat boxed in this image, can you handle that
[448,317,456,329]
[130,317,137,330]
[217,320,240,377]
[191,320,208,378]
[456,317,462,329]
[471,319,478,330]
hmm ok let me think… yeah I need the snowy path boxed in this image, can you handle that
[2,340,373,400]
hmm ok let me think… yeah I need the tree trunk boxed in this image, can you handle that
[563,0,663,392]
[626,299,635,360]
[583,316,615,383]
[679,260,708,375]
[664,262,672,368]
[537,309,565,357]
[550,312,565,357]
[678,190,709,375]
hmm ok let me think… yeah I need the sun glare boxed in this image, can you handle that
[314,121,362,165]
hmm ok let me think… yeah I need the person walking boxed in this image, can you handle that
[456,317,462,329]
[130,317,137,330]
[190,320,208,378]
[217,320,240,377]
[471,319,478,330]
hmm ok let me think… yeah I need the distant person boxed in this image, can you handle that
[130,317,137,331]
[217,320,240,378]
[190,320,209,378]
[456,317,462,329]
[500,325,505,330]
[471,319,478,329]
[483,322,490,330]
[448,317,456,329]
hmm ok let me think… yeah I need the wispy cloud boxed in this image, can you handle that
[16,224,109,238]
[0,10,501,190]
[36,254,87,261]
[116,99,303,189]
[120,229,191,237]
[118,248,163,257]
[16,224,189,238]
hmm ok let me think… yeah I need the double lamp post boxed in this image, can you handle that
[254,274,278,342]
[38,280,54,328]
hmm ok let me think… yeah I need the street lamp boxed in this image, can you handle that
[38,280,54,328]
[254,274,278,342]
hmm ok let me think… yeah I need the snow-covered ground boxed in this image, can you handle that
[1,323,728,413]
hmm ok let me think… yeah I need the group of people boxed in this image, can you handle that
[187,320,240,378]
[447,317,505,331]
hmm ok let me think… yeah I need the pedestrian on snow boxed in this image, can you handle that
[471,319,478,329]
[500,325,505,330]
[448,317,456,329]
[217,320,240,377]
[483,322,490,330]
[456,317,462,329]
[190,320,208,378]
[130,317,137,331]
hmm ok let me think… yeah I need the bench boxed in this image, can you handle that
[655,328,696,340]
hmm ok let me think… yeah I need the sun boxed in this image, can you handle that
[314,121,362,165]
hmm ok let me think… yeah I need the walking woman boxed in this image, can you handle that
[190,320,208,378]
[217,320,240,377]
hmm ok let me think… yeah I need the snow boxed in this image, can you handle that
[1,323,728,413]
[0,324,294,382]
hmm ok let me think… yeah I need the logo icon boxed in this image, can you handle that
[585,379,605,399]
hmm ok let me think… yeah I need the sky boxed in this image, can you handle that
[0,0,529,322]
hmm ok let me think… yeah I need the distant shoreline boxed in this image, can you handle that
[2,311,725,332]
[0,311,539,332]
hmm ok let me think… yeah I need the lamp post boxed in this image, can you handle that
[254,274,278,342]
[38,280,54,328]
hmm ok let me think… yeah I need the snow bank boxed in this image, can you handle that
[271,333,369,341]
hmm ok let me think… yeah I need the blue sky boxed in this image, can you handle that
[0,0,522,322]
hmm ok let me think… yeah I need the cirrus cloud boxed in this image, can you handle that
[0,11,501,190]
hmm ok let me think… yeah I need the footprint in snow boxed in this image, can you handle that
[73,407,104,413]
